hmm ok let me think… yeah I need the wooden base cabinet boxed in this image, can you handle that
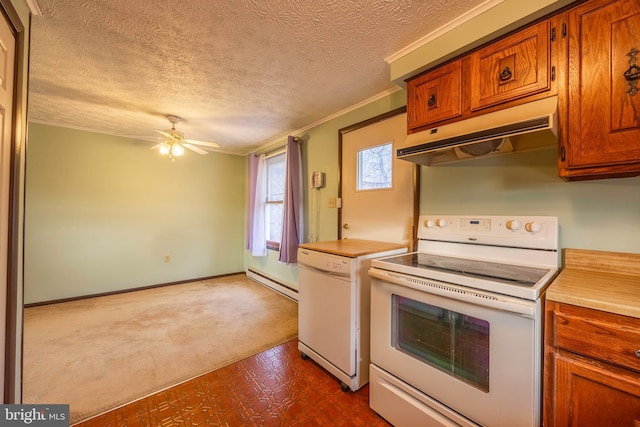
[544,301,640,426]
[553,354,640,426]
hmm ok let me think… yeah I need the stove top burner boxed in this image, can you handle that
[382,253,550,288]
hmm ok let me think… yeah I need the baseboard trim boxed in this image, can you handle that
[246,269,298,302]
[24,272,246,308]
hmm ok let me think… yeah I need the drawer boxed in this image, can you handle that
[553,303,640,373]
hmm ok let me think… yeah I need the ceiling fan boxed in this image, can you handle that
[154,115,220,160]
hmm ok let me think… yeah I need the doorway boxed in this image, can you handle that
[338,107,419,249]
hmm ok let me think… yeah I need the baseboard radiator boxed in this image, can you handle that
[246,269,298,302]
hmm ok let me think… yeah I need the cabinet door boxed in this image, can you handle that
[469,21,551,111]
[561,0,640,179]
[554,354,640,427]
[406,60,462,131]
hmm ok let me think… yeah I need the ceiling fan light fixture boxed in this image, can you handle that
[171,143,185,156]
[159,142,171,155]
[154,115,220,161]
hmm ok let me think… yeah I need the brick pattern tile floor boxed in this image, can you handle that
[75,339,391,426]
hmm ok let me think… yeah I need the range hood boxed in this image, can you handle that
[397,96,558,166]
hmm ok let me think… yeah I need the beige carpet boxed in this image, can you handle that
[22,274,298,424]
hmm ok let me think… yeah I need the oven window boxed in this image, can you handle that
[392,295,490,392]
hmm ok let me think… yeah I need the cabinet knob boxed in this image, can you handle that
[499,66,513,82]
[635,349,640,358]
[427,94,436,107]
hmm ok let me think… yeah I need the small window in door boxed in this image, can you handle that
[356,142,393,190]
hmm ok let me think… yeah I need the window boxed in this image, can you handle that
[357,142,392,190]
[265,152,286,249]
[393,295,490,392]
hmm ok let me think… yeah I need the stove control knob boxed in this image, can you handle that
[435,219,447,228]
[424,219,435,228]
[506,220,521,231]
[525,222,542,233]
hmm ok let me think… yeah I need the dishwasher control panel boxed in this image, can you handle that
[298,249,356,277]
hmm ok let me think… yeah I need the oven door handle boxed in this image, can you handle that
[369,268,536,318]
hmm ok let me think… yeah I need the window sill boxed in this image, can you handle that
[266,241,280,251]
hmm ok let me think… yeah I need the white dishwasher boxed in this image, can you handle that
[297,240,407,391]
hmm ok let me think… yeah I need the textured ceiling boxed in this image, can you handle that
[28,0,488,154]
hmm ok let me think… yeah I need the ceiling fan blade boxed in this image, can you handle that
[155,129,175,139]
[183,143,208,155]
[184,138,220,148]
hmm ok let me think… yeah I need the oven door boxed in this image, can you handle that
[369,268,543,427]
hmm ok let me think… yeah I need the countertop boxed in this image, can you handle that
[298,239,408,258]
[546,248,640,318]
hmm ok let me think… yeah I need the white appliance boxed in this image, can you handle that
[397,96,558,166]
[368,215,559,427]
[298,244,406,391]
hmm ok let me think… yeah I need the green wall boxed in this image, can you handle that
[419,148,640,254]
[26,92,640,304]
[25,123,246,304]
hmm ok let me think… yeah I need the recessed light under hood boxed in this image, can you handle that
[397,96,558,166]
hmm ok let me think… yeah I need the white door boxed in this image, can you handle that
[340,109,417,247]
[0,10,16,402]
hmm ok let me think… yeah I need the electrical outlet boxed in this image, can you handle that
[164,255,171,263]
[328,197,336,208]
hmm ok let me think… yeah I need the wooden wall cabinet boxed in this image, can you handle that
[544,301,640,426]
[469,21,551,112]
[405,0,640,182]
[406,19,557,134]
[406,61,462,130]
[560,0,640,180]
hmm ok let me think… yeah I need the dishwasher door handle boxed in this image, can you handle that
[299,264,351,280]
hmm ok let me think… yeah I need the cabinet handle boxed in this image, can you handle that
[635,349,640,358]
[427,94,436,107]
[624,47,640,96]
[499,66,512,82]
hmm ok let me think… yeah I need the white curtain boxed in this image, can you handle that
[250,154,267,256]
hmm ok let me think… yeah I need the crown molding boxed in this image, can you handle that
[25,0,41,16]
[248,86,403,156]
[385,0,503,64]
